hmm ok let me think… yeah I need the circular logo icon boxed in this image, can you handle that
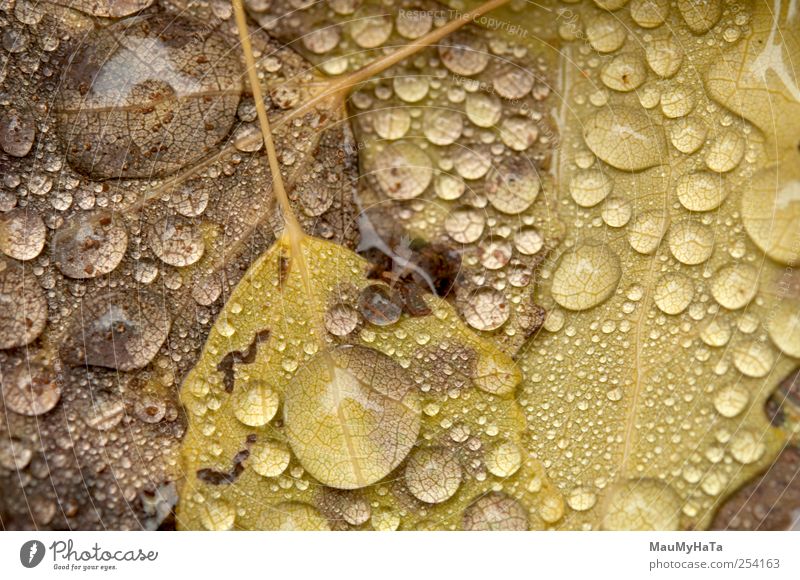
[20,540,46,568]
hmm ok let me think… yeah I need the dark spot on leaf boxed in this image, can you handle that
[217,329,271,393]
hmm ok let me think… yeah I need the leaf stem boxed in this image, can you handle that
[233,0,304,244]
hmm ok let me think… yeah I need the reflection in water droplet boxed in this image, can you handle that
[148,215,205,267]
[567,487,597,512]
[602,197,632,227]
[1,361,60,416]
[704,129,745,173]
[325,303,359,336]
[445,207,485,243]
[423,108,463,146]
[372,108,411,140]
[462,287,510,331]
[601,53,647,92]
[233,382,279,427]
[668,117,707,154]
[465,92,502,128]
[742,174,800,266]
[645,38,683,78]
[729,429,765,465]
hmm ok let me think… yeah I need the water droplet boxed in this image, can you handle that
[676,172,726,211]
[52,210,128,279]
[56,15,241,179]
[551,244,622,311]
[372,108,411,140]
[700,318,732,347]
[396,7,432,39]
[713,385,749,418]
[729,429,765,465]
[325,303,359,336]
[628,210,669,254]
[668,117,707,154]
[439,32,489,76]
[514,227,544,255]
[569,169,613,207]
[660,87,696,119]
[393,75,429,103]
[733,341,774,378]
[445,207,485,243]
[767,301,800,358]
[1,361,60,416]
[404,447,462,503]
[0,208,45,261]
[302,26,340,54]
[148,215,205,267]
[233,382,279,427]
[434,174,465,200]
[710,264,758,310]
[567,487,597,511]
[630,0,670,28]
[454,145,492,180]
[583,108,665,171]
[423,108,463,145]
[601,53,647,92]
[358,284,403,326]
[704,129,745,173]
[374,142,433,200]
[348,6,392,48]
[0,104,36,157]
[485,439,522,478]
[485,158,541,214]
[60,290,170,370]
[284,345,420,489]
[667,221,714,265]
[0,258,47,349]
[250,438,291,477]
[479,236,512,270]
[654,273,694,315]
[465,92,502,128]
[585,14,626,53]
[677,0,721,34]
[601,197,632,227]
[462,492,528,530]
[462,287,510,331]
[645,38,683,78]
[499,116,539,151]
[603,479,681,530]
[493,64,534,100]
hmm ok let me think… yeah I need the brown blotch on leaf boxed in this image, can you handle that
[216,329,271,393]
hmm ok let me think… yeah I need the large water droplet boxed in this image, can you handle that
[602,479,682,530]
[404,447,462,504]
[551,244,622,311]
[0,208,45,261]
[52,210,128,279]
[462,492,528,531]
[485,157,541,214]
[56,14,241,179]
[583,108,665,171]
[710,264,758,310]
[284,345,420,489]
[439,32,489,76]
[373,142,433,200]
